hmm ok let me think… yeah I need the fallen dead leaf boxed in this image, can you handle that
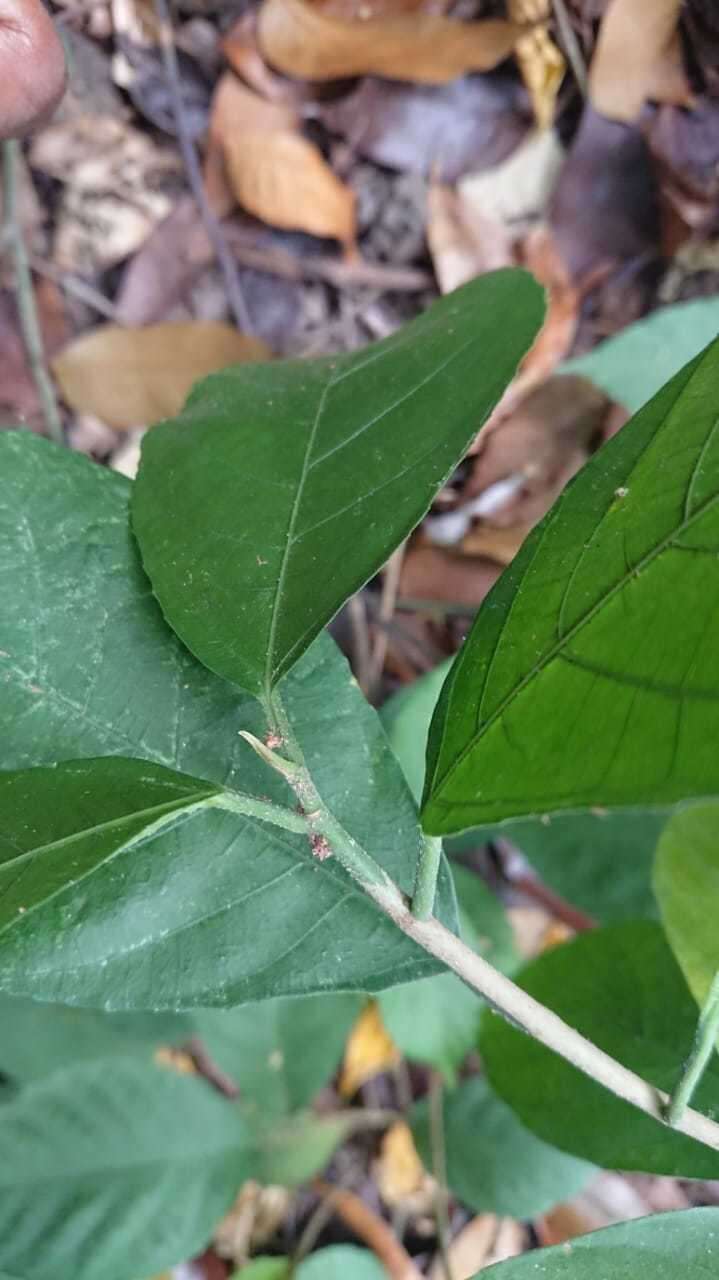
[52,322,270,429]
[429,1214,524,1280]
[400,544,501,609]
[258,0,522,84]
[29,114,182,271]
[589,0,690,122]
[320,74,531,184]
[426,182,513,294]
[460,522,531,566]
[374,1121,434,1213]
[221,10,312,103]
[508,226,580,404]
[207,73,355,244]
[457,128,564,234]
[214,1182,292,1268]
[339,1001,400,1098]
[508,0,565,130]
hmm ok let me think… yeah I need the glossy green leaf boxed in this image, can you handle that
[297,1247,386,1280]
[563,294,719,411]
[0,433,457,1009]
[468,1208,719,1279]
[411,1076,592,1218]
[481,921,719,1176]
[132,271,543,699]
[423,338,719,834]
[654,801,719,1003]
[379,866,516,1080]
[0,1057,252,1280]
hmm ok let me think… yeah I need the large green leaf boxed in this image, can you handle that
[0,1057,251,1280]
[0,433,457,1008]
[563,294,719,411]
[410,1077,592,1218]
[422,338,719,834]
[654,801,719,1004]
[470,1209,719,1279]
[132,271,543,699]
[379,865,516,1081]
[480,921,719,1176]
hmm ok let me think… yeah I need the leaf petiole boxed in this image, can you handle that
[665,969,719,1126]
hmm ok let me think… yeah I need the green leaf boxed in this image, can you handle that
[467,1208,719,1279]
[0,1057,252,1280]
[380,659,453,803]
[563,295,719,411]
[297,1247,387,1280]
[480,921,719,1176]
[379,866,516,1080]
[249,1111,350,1187]
[132,271,543,699]
[411,1076,592,1218]
[422,338,719,834]
[654,801,719,1003]
[0,433,457,1009]
[230,1262,290,1280]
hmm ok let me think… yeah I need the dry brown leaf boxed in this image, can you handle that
[258,0,522,84]
[374,1122,433,1211]
[458,129,564,233]
[429,1214,524,1280]
[508,0,565,130]
[214,1182,292,1267]
[400,544,501,609]
[339,1001,400,1098]
[222,11,311,103]
[53,322,270,429]
[589,0,688,122]
[460,522,531,566]
[426,182,513,295]
[207,73,355,244]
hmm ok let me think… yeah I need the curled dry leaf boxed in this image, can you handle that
[207,73,355,245]
[52,322,270,429]
[429,1214,524,1279]
[427,182,513,295]
[258,0,522,84]
[588,0,690,122]
[507,0,565,131]
[374,1122,434,1213]
[338,1002,399,1098]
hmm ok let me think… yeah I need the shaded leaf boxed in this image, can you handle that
[132,271,543,700]
[653,801,719,1003]
[422,338,719,834]
[258,0,521,83]
[563,294,719,413]
[52,323,270,429]
[467,1208,719,1279]
[0,1057,251,1280]
[0,433,458,1008]
[411,1077,592,1218]
[297,1248,386,1280]
[480,922,719,1176]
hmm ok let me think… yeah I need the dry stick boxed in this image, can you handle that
[2,141,63,443]
[314,1180,423,1280]
[222,226,433,293]
[428,1075,455,1280]
[30,255,121,322]
[152,0,253,334]
[551,0,589,95]
[367,542,407,697]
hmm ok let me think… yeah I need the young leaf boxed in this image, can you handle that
[132,271,544,700]
[410,1076,592,1218]
[465,1208,719,1279]
[653,801,719,1004]
[423,338,719,834]
[0,1057,252,1280]
[480,921,719,1176]
[0,434,457,1009]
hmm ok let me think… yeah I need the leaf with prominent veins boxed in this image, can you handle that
[131,270,544,699]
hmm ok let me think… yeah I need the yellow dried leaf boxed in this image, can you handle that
[207,74,355,244]
[258,0,522,84]
[339,1001,400,1098]
[375,1121,430,1209]
[589,0,687,122]
[508,0,565,130]
[53,323,271,429]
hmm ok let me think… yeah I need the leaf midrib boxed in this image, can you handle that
[432,482,719,806]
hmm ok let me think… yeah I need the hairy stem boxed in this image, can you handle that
[665,970,719,1126]
[411,834,442,919]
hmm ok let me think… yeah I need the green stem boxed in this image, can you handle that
[411,834,442,919]
[2,141,64,444]
[212,791,308,834]
[665,970,719,1126]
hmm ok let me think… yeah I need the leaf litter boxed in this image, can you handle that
[8,0,719,1273]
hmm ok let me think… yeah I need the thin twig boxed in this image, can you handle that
[551,0,589,95]
[223,227,433,294]
[348,593,374,696]
[666,971,719,1125]
[2,141,63,443]
[152,0,252,333]
[428,1075,455,1280]
[184,1036,240,1099]
[368,542,407,697]
[30,255,120,322]
[314,1180,423,1280]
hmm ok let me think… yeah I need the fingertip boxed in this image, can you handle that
[0,0,67,139]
